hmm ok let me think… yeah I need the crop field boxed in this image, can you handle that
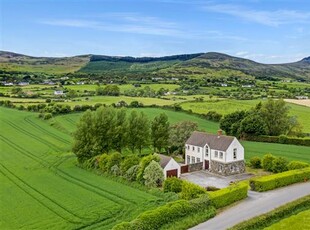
[52,108,310,163]
[180,99,310,133]
[265,209,310,230]
[0,107,167,229]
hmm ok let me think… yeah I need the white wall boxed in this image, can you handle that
[226,138,244,162]
[164,159,181,178]
[185,144,204,164]
[210,149,226,163]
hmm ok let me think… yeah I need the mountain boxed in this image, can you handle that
[0,51,309,81]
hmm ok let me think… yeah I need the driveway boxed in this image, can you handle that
[181,171,253,188]
[190,182,310,230]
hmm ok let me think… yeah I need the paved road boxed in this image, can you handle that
[191,182,310,230]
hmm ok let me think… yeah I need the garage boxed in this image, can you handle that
[166,169,178,178]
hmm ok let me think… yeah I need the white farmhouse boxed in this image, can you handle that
[54,90,64,96]
[185,130,245,176]
[157,154,181,179]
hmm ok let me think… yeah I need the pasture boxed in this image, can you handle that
[0,107,167,229]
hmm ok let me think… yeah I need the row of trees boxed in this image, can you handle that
[219,99,302,137]
[72,106,197,162]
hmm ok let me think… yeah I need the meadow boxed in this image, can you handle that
[0,107,168,229]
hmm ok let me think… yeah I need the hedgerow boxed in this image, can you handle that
[207,182,248,209]
[229,195,310,230]
[250,167,310,192]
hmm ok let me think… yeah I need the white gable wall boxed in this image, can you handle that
[163,159,181,179]
[226,138,244,162]
[185,144,204,164]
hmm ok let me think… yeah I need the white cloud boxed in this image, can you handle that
[203,4,310,26]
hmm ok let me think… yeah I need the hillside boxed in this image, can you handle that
[0,51,309,81]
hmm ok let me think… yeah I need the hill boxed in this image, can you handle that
[0,51,309,81]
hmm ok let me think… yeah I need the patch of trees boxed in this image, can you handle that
[220,99,302,137]
[96,85,120,96]
[124,86,169,97]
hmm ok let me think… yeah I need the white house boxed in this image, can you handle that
[54,90,64,96]
[157,154,181,179]
[185,130,245,176]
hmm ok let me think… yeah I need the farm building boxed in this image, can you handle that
[185,130,245,176]
[157,154,181,179]
[54,90,64,95]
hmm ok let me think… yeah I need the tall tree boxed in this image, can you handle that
[151,113,170,152]
[220,110,247,136]
[113,109,128,153]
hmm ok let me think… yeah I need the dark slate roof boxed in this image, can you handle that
[185,131,235,151]
[157,154,172,168]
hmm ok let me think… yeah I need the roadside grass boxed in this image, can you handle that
[0,107,167,229]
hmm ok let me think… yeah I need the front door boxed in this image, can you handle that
[205,160,209,170]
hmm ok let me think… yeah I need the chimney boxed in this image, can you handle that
[217,129,223,136]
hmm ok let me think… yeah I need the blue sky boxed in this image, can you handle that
[1,0,310,63]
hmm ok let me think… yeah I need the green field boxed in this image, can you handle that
[180,99,310,133]
[265,209,310,230]
[0,107,167,229]
[52,108,310,163]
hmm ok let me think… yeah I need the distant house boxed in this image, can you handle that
[296,96,308,100]
[54,90,64,95]
[241,84,254,88]
[4,82,14,86]
[157,154,181,179]
[220,83,228,87]
[185,130,245,176]
[18,82,29,86]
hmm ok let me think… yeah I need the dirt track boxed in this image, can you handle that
[284,99,310,107]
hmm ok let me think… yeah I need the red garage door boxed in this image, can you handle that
[166,169,178,178]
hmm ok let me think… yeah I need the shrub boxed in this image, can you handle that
[125,165,139,181]
[136,154,160,182]
[98,153,109,172]
[106,152,122,172]
[120,155,140,174]
[110,165,121,176]
[163,177,183,193]
[43,113,53,120]
[287,161,309,170]
[250,167,310,192]
[262,154,276,172]
[206,186,220,191]
[179,180,206,200]
[271,157,288,173]
[249,157,262,169]
[143,160,164,188]
[208,182,248,209]
[45,98,51,103]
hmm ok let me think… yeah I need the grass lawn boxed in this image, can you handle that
[0,107,167,229]
[264,209,310,230]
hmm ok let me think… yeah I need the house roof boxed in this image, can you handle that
[185,131,235,151]
[157,154,173,168]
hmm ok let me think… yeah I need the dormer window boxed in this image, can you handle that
[192,146,195,151]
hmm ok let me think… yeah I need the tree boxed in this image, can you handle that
[72,110,96,162]
[151,113,170,152]
[220,110,247,136]
[239,114,267,136]
[136,154,160,182]
[127,111,150,153]
[113,109,128,153]
[120,154,140,174]
[143,160,164,187]
[67,89,78,98]
[260,99,290,136]
[169,121,198,153]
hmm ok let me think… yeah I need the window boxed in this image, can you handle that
[220,152,223,159]
[205,146,209,157]
[219,165,223,172]
[198,147,200,153]
[192,156,195,164]
[215,151,218,158]
[187,155,190,164]
[197,158,201,163]
[192,146,195,151]
[187,145,190,150]
[233,148,237,160]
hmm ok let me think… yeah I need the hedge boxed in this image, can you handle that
[244,135,310,147]
[250,167,310,192]
[112,194,215,230]
[229,195,310,230]
[207,182,248,209]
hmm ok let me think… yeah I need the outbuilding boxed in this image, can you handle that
[157,154,181,179]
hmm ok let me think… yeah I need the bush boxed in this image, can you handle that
[208,182,248,209]
[249,157,262,169]
[120,155,140,174]
[250,167,310,192]
[110,165,121,176]
[271,157,288,173]
[106,152,122,172]
[113,195,215,230]
[229,195,310,230]
[179,180,206,200]
[287,161,309,170]
[262,154,276,172]
[136,154,160,182]
[98,153,109,172]
[163,177,183,193]
[125,165,139,181]
[143,160,164,188]
[43,113,53,120]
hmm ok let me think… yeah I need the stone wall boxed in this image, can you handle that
[188,162,203,172]
[210,160,245,176]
